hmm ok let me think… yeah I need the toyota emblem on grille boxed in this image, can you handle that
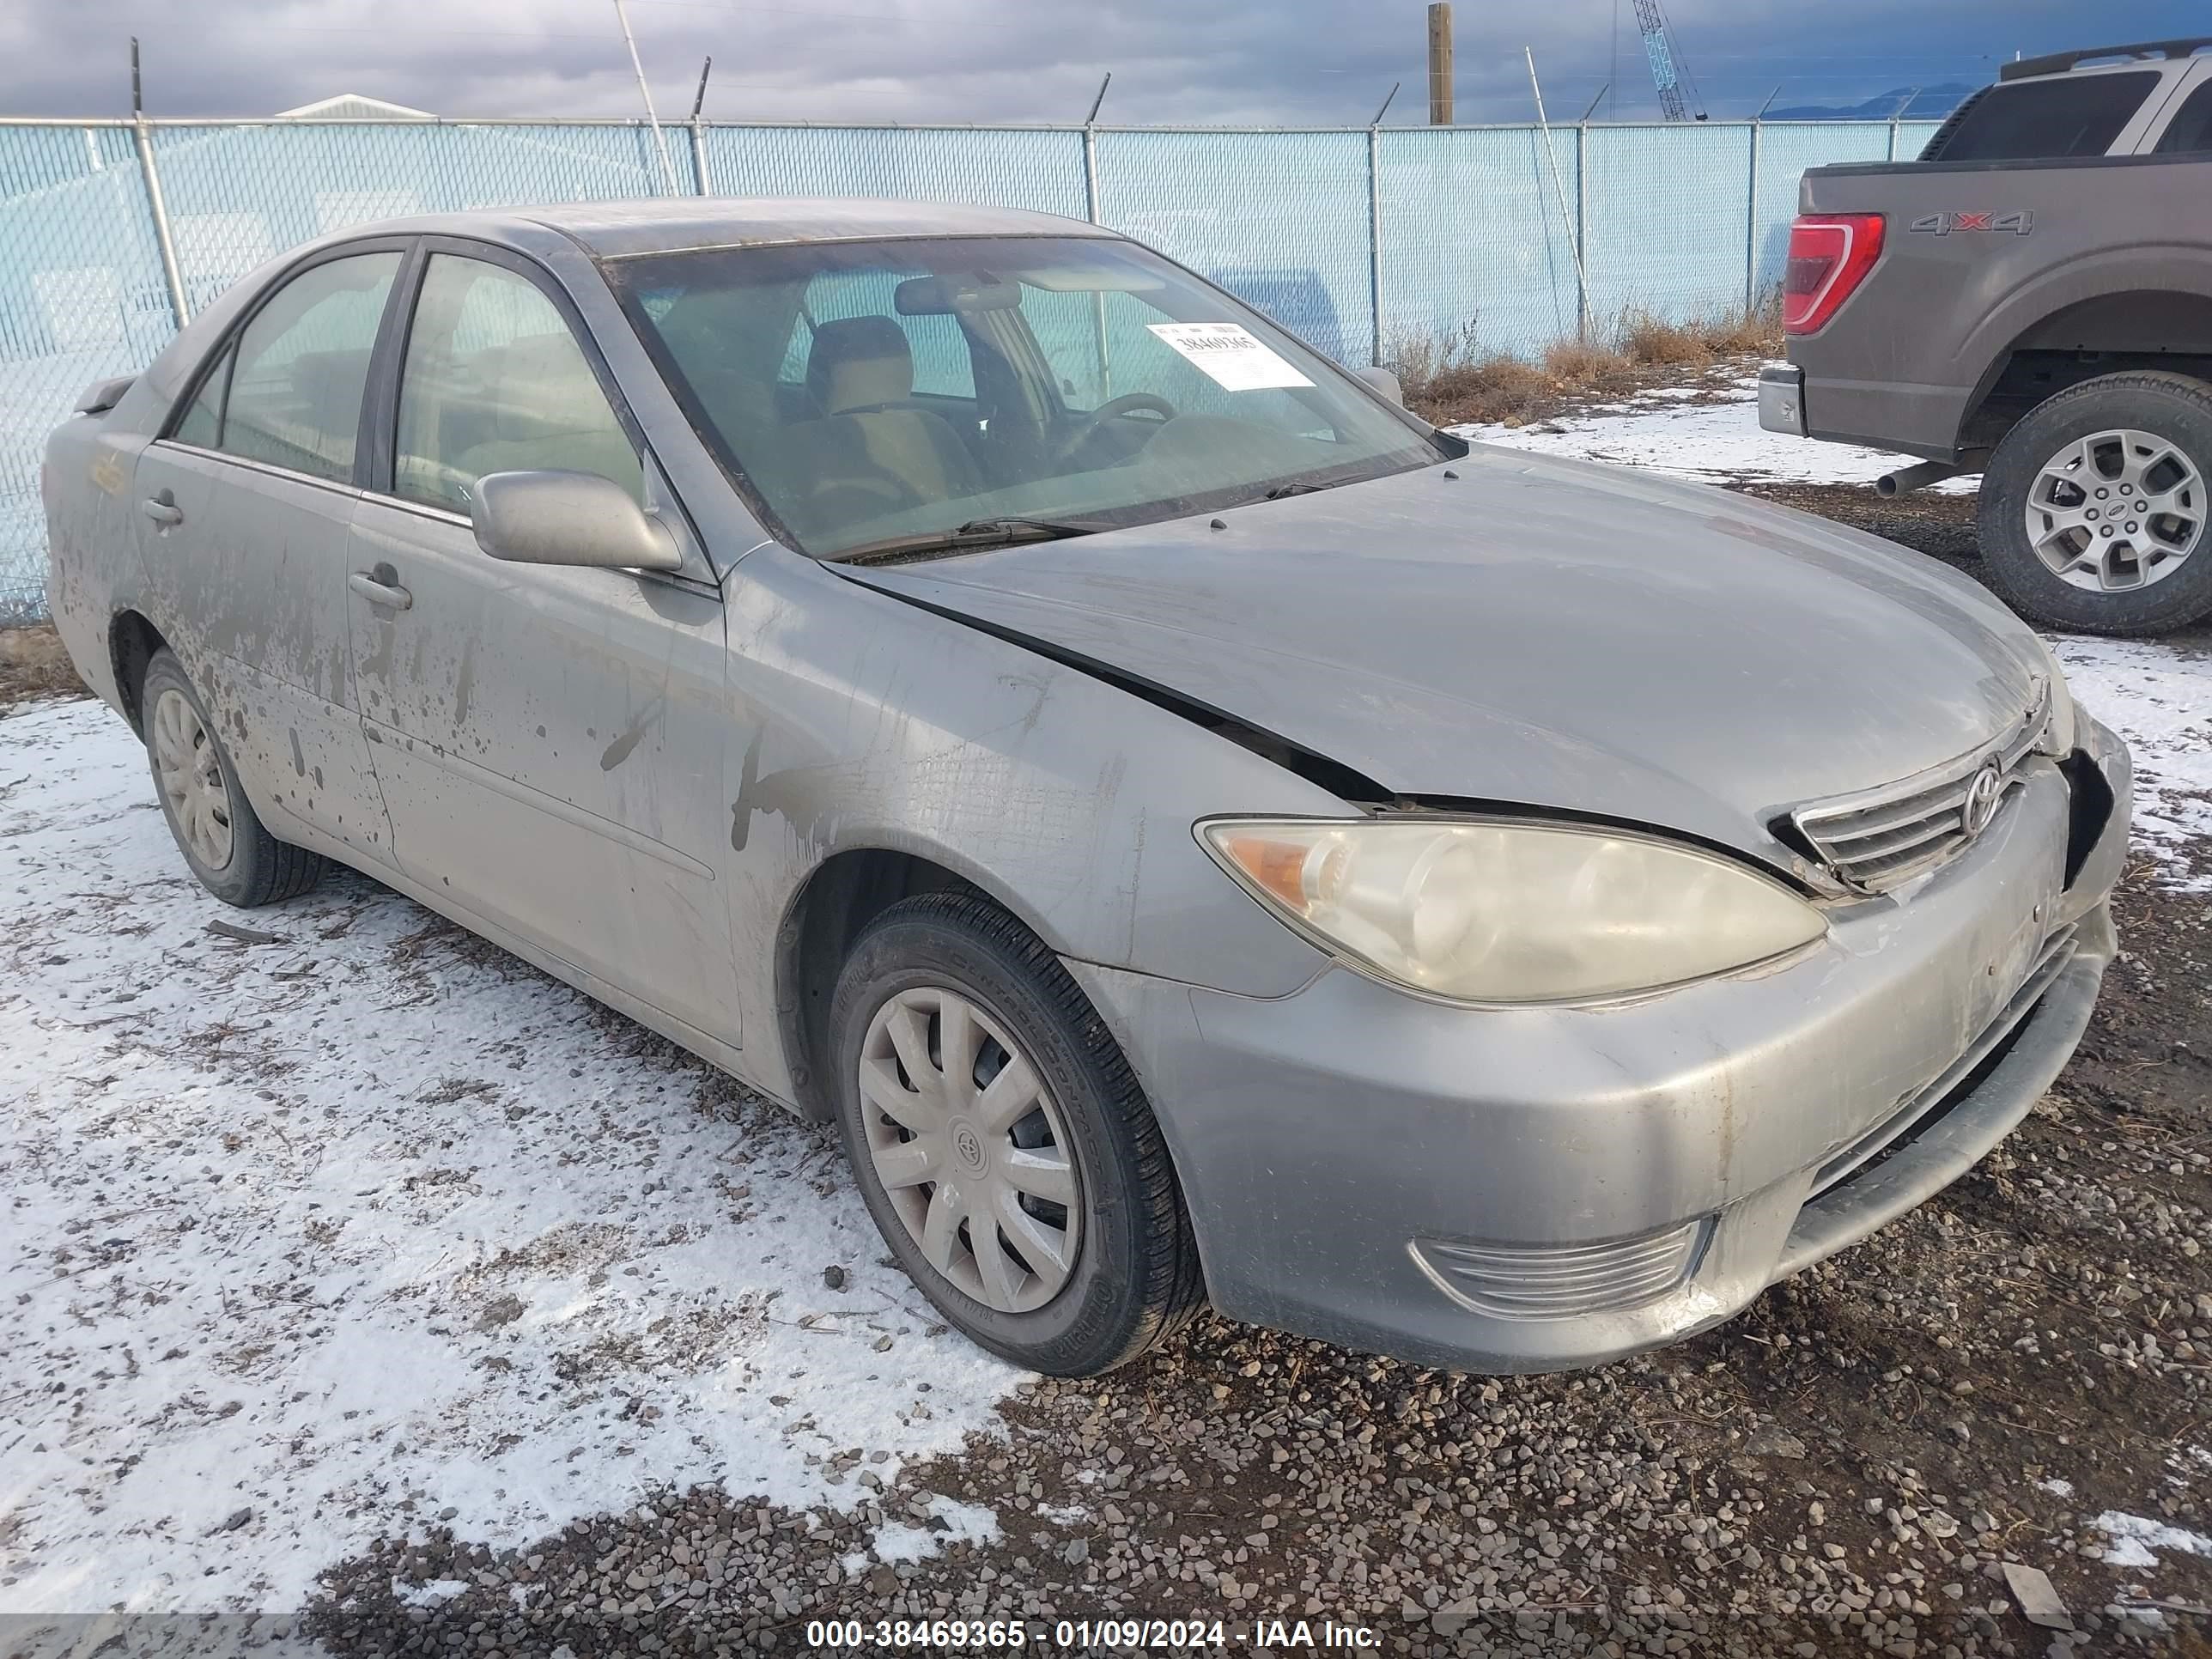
[1962,761,2005,837]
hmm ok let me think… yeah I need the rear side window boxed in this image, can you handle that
[1922,70,2160,161]
[2154,80,2212,153]
[204,252,401,483]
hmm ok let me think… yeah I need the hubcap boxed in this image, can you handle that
[152,687,234,872]
[858,986,1080,1315]
[2025,427,2203,593]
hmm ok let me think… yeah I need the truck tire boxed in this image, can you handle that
[1978,371,2212,635]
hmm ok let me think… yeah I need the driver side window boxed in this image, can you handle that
[394,255,643,516]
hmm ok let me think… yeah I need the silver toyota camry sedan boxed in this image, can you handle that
[41,198,2132,1377]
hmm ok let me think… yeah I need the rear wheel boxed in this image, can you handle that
[140,649,325,908]
[829,891,1203,1376]
[1978,371,2212,635]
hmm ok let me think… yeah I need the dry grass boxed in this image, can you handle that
[1616,309,1713,368]
[1393,298,1784,428]
[0,623,87,712]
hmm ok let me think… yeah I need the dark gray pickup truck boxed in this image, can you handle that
[1759,39,2212,634]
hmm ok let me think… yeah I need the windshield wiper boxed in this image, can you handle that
[1260,481,1328,500]
[837,517,1110,565]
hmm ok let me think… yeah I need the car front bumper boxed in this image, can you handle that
[1068,720,2132,1374]
[1757,362,1807,436]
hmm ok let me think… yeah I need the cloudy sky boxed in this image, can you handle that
[2,0,2204,125]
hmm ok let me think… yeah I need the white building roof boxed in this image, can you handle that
[272,94,434,121]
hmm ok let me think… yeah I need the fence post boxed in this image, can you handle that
[1366,124,1384,368]
[1081,121,1110,397]
[1575,121,1589,341]
[131,114,189,331]
[687,58,713,196]
[689,119,710,195]
[1745,117,1762,312]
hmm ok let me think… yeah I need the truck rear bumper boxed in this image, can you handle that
[1757,362,1807,436]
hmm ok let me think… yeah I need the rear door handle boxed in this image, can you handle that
[141,495,183,527]
[349,569,413,611]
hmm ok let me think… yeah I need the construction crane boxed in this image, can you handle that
[1632,0,1706,121]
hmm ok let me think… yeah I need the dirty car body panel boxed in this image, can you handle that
[40,197,2133,1376]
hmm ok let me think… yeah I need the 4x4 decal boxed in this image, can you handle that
[1910,210,2034,235]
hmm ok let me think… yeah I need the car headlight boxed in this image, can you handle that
[1200,817,1827,1005]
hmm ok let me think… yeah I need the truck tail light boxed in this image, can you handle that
[1783,214,1885,335]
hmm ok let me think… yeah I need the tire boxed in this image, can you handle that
[1978,370,2212,635]
[140,649,326,908]
[829,891,1204,1376]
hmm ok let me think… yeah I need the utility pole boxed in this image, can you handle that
[1525,49,1589,338]
[1426,3,1454,125]
[612,0,681,196]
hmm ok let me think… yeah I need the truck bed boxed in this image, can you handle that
[1787,152,2212,460]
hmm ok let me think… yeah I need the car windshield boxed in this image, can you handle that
[607,235,1446,559]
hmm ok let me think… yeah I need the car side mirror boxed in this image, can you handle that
[1354,366,1405,408]
[471,470,683,572]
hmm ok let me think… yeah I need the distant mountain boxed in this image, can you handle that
[1765,83,1974,121]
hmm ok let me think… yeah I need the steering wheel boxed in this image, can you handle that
[1054,392,1178,462]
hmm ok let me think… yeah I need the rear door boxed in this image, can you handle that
[131,243,406,864]
[346,240,740,1047]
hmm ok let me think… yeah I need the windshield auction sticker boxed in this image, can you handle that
[1145,322,1315,391]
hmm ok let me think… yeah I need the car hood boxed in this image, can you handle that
[838,448,2049,869]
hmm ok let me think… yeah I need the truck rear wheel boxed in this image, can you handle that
[1978,371,2212,635]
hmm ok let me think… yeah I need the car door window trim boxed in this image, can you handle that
[147,439,368,501]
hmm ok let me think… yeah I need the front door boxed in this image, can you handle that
[347,248,739,1047]
[132,246,405,865]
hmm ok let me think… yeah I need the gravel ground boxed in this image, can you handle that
[298,853,2211,1658]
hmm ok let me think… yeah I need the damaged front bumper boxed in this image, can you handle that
[1068,718,2132,1374]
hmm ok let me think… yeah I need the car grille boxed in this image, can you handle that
[1808,921,2079,1200]
[1790,693,2048,892]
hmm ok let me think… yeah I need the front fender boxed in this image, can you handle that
[719,545,1343,1104]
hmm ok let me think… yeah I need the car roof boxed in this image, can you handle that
[353,196,1121,259]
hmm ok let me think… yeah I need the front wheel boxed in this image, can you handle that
[1978,370,2212,635]
[829,892,1204,1376]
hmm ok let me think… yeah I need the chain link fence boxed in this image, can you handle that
[0,113,1940,619]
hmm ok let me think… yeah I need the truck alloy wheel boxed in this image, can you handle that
[1978,371,2212,635]
[2023,426,2201,594]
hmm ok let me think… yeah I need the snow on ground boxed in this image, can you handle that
[0,697,1016,1615]
[1453,377,1977,491]
[2094,1511,2212,1571]
[1463,385,2212,884]
[2051,637,2212,884]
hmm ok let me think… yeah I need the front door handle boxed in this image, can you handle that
[141,495,183,528]
[349,568,413,611]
